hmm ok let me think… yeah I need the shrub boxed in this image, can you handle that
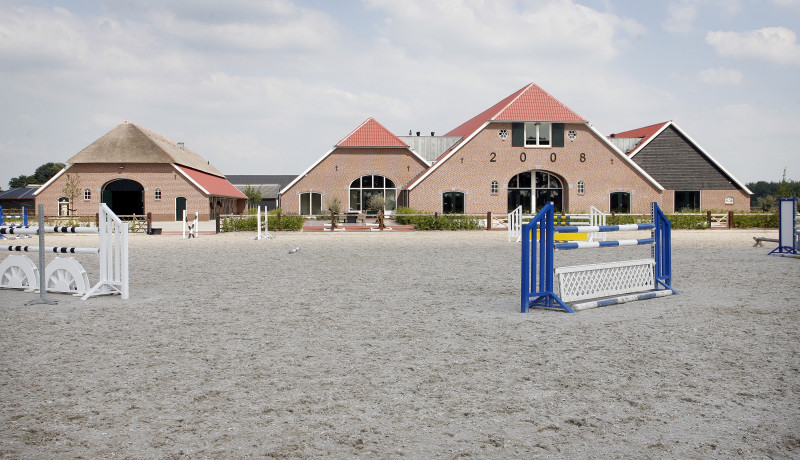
[732,213,778,229]
[221,208,305,232]
[395,207,481,230]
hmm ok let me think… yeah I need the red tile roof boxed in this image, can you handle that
[609,121,670,156]
[446,83,587,138]
[611,121,669,139]
[336,117,408,147]
[175,165,247,198]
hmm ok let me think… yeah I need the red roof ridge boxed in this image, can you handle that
[336,117,407,147]
[445,82,587,138]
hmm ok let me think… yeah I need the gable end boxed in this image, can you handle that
[631,126,740,190]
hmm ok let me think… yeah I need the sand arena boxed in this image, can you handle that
[1,229,798,458]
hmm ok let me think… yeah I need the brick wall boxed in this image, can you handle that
[408,123,664,214]
[280,147,429,214]
[699,189,751,211]
[35,163,211,221]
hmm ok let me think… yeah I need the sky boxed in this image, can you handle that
[1,0,799,190]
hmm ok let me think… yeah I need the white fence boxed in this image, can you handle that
[508,205,607,243]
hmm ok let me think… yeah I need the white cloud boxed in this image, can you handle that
[698,67,743,86]
[146,4,342,53]
[662,1,698,34]
[364,0,645,62]
[1,0,794,187]
[706,26,800,65]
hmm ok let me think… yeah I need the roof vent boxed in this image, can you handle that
[178,142,185,150]
[416,132,420,136]
[431,132,435,136]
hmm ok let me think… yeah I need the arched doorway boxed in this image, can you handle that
[349,174,397,214]
[102,179,144,216]
[507,171,564,214]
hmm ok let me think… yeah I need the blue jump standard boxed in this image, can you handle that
[521,201,678,313]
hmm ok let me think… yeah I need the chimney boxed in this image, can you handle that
[416,131,420,136]
[431,132,435,136]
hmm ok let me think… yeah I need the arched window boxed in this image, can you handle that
[58,197,70,216]
[349,175,396,213]
[491,180,499,194]
[443,192,465,214]
[84,188,91,201]
[299,192,322,216]
[577,181,585,195]
[507,171,563,213]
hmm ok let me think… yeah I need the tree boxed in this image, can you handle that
[243,185,262,209]
[366,194,387,230]
[33,162,65,184]
[61,173,81,220]
[777,168,790,199]
[9,175,30,189]
[7,162,65,189]
[746,169,800,209]
[325,196,342,229]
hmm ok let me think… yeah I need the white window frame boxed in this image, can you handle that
[577,181,585,195]
[58,197,70,216]
[348,175,397,213]
[491,180,499,194]
[155,188,162,200]
[84,188,91,201]
[524,122,551,147]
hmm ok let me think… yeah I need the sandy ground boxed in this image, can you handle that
[0,228,798,458]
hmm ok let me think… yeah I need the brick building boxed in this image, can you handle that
[282,82,751,215]
[280,118,429,215]
[34,121,246,221]
[608,121,751,212]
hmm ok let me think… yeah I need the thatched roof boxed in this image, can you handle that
[67,121,224,177]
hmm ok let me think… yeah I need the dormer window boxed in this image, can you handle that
[524,122,551,147]
[512,122,565,147]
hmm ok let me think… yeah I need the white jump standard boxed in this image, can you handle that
[521,201,678,313]
[0,203,129,300]
[256,206,275,240]
[768,197,799,257]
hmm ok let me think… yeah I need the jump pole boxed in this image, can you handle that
[24,204,57,306]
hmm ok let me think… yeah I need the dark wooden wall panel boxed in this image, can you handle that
[631,126,739,190]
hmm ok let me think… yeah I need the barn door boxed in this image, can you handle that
[175,197,186,221]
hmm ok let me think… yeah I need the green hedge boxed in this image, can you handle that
[221,208,305,232]
[394,207,481,230]
[606,212,779,229]
[731,213,778,229]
